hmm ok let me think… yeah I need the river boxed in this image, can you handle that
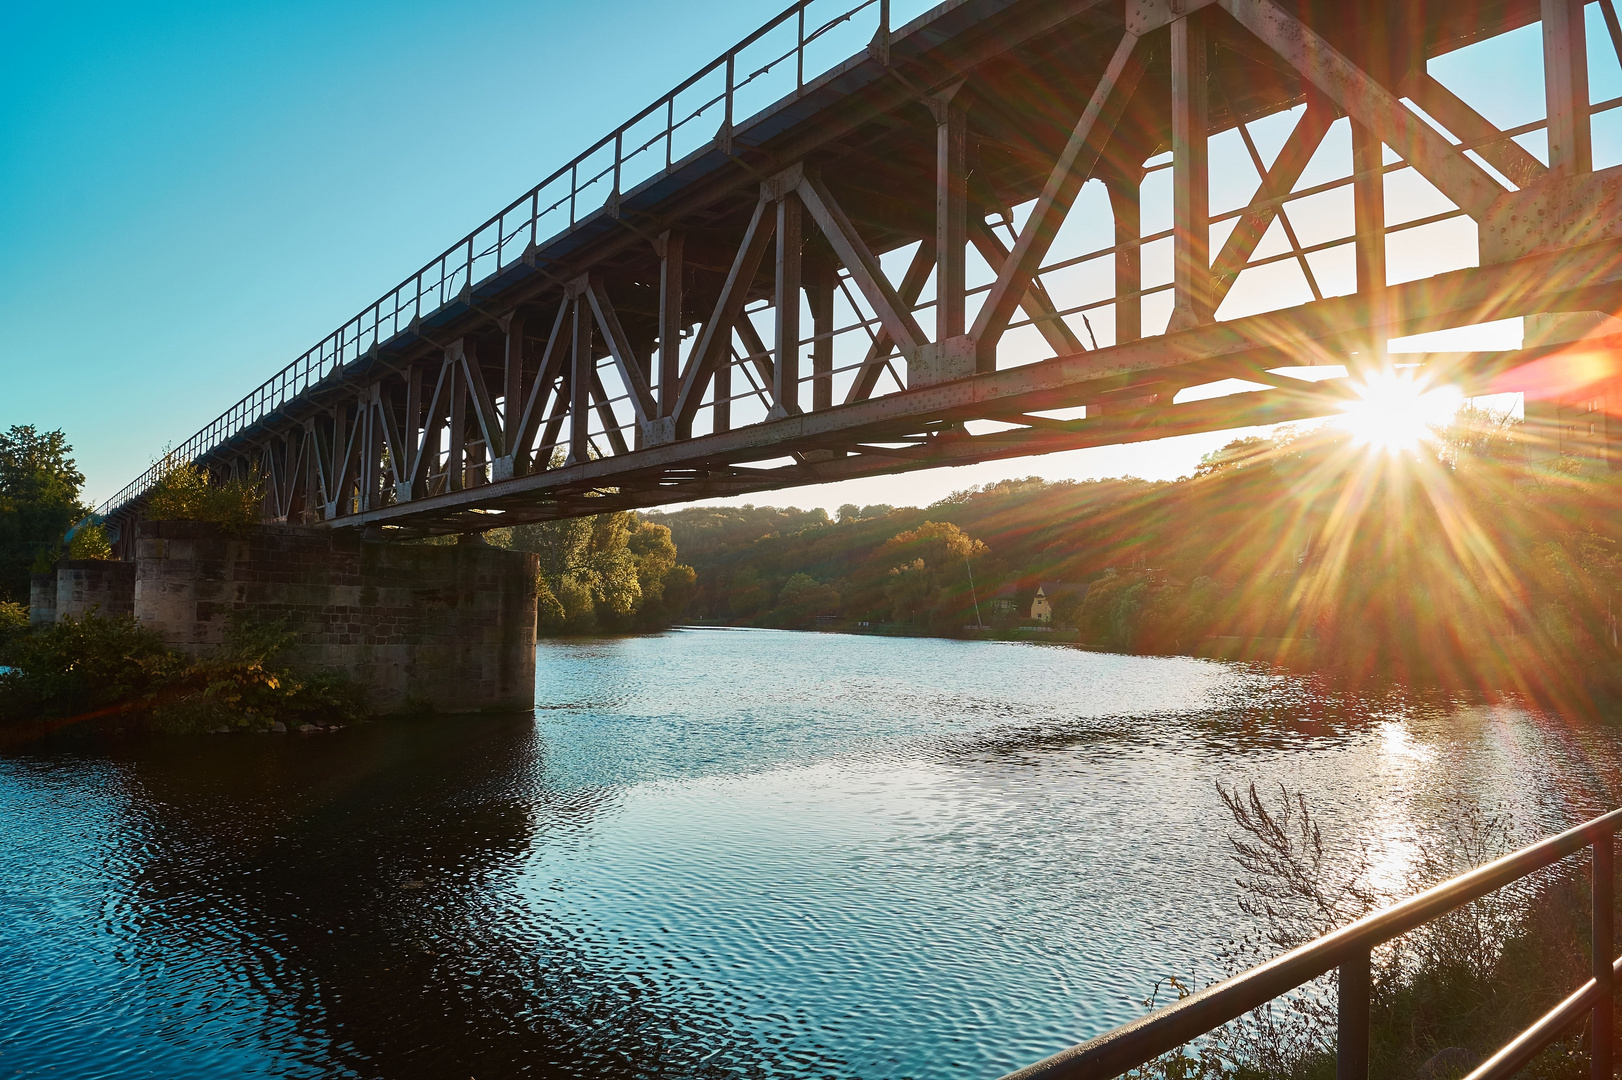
[2,628,1619,1079]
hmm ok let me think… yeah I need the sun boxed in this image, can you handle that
[1336,371,1464,451]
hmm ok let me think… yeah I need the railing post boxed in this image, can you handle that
[1337,947,1371,1080]
[724,53,735,153]
[1595,834,1614,1080]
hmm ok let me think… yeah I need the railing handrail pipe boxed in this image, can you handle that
[1003,806,1622,1080]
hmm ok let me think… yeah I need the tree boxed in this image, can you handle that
[0,427,87,602]
[769,572,840,626]
[503,511,694,633]
[627,518,697,627]
[884,559,930,624]
[871,521,990,630]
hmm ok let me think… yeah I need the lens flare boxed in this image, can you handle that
[1337,372,1464,451]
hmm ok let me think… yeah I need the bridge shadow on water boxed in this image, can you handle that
[5,713,844,1079]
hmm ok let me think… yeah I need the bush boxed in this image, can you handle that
[0,612,366,731]
[0,601,27,646]
[66,522,112,560]
[145,461,263,530]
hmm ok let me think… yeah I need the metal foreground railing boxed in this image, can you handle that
[1002,808,1622,1080]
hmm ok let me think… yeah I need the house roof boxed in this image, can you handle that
[1037,581,1089,597]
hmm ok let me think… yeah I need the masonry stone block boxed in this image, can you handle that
[134,521,538,714]
[29,574,57,627]
[55,560,136,621]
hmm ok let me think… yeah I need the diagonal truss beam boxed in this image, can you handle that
[968,216,1086,355]
[795,170,926,357]
[970,31,1147,365]
[673,192,775,431]
[1210,96,1335,306]
[584,274,657,425]
[844,237,935,405]
[456,339,504,459]
[512,301,571,474]
[1405,70,1548,190]
[1219,0,1507,220]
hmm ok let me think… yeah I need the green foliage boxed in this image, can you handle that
[0,612,366,731]
[67,522,112,560]
[499,511,695,635]
[770,572,840,626]
[0,601,27,646]
[0,426,86,603]
[145,460,264,530]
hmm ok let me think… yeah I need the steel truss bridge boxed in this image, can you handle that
[101,0,1622,540]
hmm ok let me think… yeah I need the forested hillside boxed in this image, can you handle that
[651,412,1622,701]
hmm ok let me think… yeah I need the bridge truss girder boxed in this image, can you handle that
[106,0,1622,539]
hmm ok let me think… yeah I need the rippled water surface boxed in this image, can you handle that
[4,629,1622,1079]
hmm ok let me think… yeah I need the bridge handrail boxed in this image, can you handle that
[98,0,919,517]
[1001,806,1622,1080]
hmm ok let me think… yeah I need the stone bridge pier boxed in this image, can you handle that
[28,522,539,715]
[133,522,538,714]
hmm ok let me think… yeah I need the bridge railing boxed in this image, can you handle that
[98,0,941,517]
[1002,807,1621,1080]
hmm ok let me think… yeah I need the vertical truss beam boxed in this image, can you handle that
[499,310,526,471]
[569,293,591,464]
[1170,13,1212,331]
[774,191,803,417]
[447,346,468,491]
[932,83,968,344]
[1543,0,1592,175]
[810,259,835,411]
[1352,118,1387,367]
[1107,174,1142,344]
[657,230,684,419]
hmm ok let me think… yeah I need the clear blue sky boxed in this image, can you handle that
[2,2,1614,513]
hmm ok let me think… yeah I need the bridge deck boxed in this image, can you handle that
[100,0,1622,538]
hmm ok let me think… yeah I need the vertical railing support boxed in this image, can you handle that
[723,54,735,155]
[1337,947,1371,1080]
[1595,834,1614,1080]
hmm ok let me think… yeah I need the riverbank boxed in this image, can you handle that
[686,619,1621,709]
